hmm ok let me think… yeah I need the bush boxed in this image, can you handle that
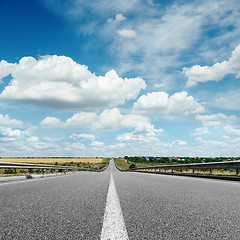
[92,165,99,170]
[25,174,33,179]
[129,163,137,169]
[4,168,14,174]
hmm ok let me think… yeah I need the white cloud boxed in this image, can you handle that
[153,83,165,89]
[196,113,237,127]
[213,88,240,111]
[31,142,60,150]
[27,136,39,142]
[191,127,210,136]
[40,116,62,129]
[133,91,204,115]
[117,125,163,143]
[172,140,187,146]
[0,128,22,138]
[41,0,240,92]
[115,13,126,22]
[0,55,146,111]
[70,133,95,141]
[224,126,240,136]
[108,13,126,22]
[64,112,97,128]
[0,60,16,81]
[110,0,239,85]
[40,108,154,133]
[108,143,126,150]
[90,141,104,147]
[194,136,225,147]
[64,142,86,151]
[184,44,240,87]
[117,29,136,38]
[0,114,23,127]
[91,108,152,131]
[0,127,26,142]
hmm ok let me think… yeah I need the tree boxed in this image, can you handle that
[129,163,137,169]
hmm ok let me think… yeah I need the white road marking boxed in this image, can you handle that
[101,173,129,240]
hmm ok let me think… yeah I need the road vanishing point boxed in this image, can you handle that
[1,160,240,239]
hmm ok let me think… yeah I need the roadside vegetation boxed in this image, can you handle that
[114,156,240,176]
[0,158,110,177]
[114,158,170,170]
[124,156,239,164]
[114,158,130,170]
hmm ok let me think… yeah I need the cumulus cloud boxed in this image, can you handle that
[0,122,37,143]
[213,88,240,111]
[184,44,240,87]
[0,127,26,142]
[224,126,240,136]
[91,108,158,132]
[64,142,86,151]
[0,55,146,111]
[133,91,204,115]
[70,133,95,141]
[31,142,60,150]
[117,29,136,38]
[27,136,39,142]
[65,112,97,128]
[196,113,237,127]
[191,127,210,136]
[117,124,163,143]
[40,112,97,129]
[40,108,155,133]
[0,114,23,127]
[0,128,22,138]
[194,137,224,147]
[172,140,187,146]
[108,13,126,22]
[0,60,16,81]
[41,0,240,92]
[40,117,62,129]
[90,141,104,147]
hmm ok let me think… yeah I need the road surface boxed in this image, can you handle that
[1,160,240,239]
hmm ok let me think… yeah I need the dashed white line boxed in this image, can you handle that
[101,173,129,240]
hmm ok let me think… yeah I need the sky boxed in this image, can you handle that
[0,0,240,157]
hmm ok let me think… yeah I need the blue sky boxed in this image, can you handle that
[1,0,240,157]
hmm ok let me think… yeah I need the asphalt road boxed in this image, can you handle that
[1,160,240,239]
[0,172,109,239]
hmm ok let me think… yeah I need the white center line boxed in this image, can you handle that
[101,173,129,240]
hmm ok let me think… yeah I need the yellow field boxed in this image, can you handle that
[0,158,103,164]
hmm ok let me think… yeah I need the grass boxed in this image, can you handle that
[114,158,168,170]
[135,167,239,176]
[114,158,130,170]
[114,159,240,176]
